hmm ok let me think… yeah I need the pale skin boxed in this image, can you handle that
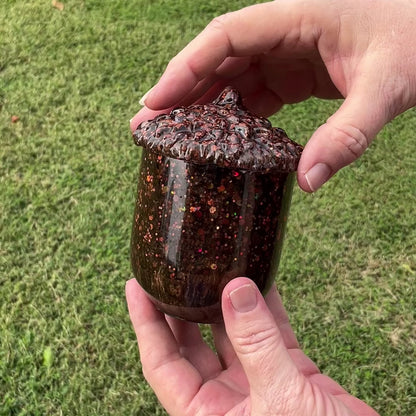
[126,277,380,416]
[127,0,416,414]
[130,0,416,192]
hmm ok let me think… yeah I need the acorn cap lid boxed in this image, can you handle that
[133,87,303,172]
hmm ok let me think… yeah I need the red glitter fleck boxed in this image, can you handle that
[130,87,299,323]
[217,185,226,192]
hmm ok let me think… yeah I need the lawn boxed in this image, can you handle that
[1,0,415,415]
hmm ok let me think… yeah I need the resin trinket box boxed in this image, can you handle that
[131,87,303,323]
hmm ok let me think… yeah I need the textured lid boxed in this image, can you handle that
[133,87,303,172]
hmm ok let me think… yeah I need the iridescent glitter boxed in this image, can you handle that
[131,87,303,323]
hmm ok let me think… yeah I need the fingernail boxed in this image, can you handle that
[139,86,155,106]
[304,163,332,192]
[229,284,257,313]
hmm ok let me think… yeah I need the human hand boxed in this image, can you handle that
[126,277,379,415]
[130,0,416,192]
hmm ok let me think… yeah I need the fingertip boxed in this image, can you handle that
[221,277,299,393]
[222,277,256,317]
[129,107,173,134]
[144,69,195,110]
[223,276,257,295]
[139,86,155,107]
[297,92,383,193]
[125,277,139,298]
[129,114,140,133]
[298,162,332,193]
[297,170,315,193]
[125,278,146,318]
[125,278,153,317]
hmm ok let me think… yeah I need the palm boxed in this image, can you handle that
[126,280,378,416]
[147,315,251,415]
[181,354,250,415]
[161,321,375,416]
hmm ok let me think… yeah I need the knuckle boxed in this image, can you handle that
[140,352,179,383]
[167,54,180,71]
[383,75,414,117]
[233,324,280,356]
[328,122,369,160]
[206,13,234,55]
[207,12,232,32]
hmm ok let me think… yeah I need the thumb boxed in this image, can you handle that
[222,278,303,407]
[297,86,392,192]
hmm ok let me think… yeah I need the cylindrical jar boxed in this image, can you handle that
[131,87,303,323]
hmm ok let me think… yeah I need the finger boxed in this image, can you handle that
[211,322,236,369]
[213,284,300,369]
[125,279,202,413]
[212,283,298,370]
[243,87,284,118]
[189,57,268,106]
[264,285,299,349]
[265,286,322,376]
[165,316,204,347]
[297,74,394,192]
[172,73,223,107]
[130,60,278,133]
[193,63,281,116]
[129,106,173,132]
[143,1,318,110]
[166,316,222,380]
[129,75,224,133]
[221,277,303,403]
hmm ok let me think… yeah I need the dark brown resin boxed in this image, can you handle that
[131,87,303,323]
[133,87,302,172]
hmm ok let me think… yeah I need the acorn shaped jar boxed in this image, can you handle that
[131,87,303,323]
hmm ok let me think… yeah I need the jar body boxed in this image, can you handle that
[131,149,295,323]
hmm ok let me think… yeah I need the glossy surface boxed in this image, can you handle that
[133,87,303,172]
[131,150,295,323]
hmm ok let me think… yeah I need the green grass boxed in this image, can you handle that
[1,0,415,415]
